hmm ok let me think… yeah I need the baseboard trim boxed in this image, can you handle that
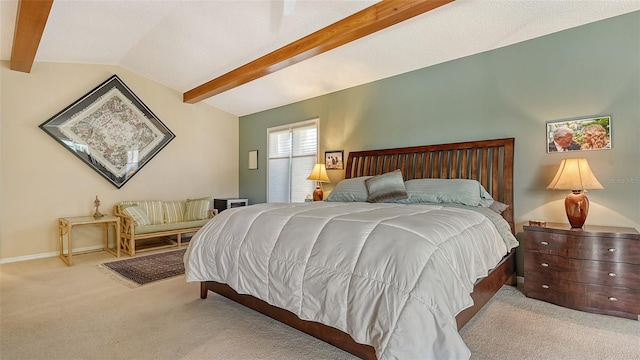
[0,244,106,264]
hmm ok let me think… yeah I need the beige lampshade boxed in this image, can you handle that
[547,158,604,191]
[307,164,330,182]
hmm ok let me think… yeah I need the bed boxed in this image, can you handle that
[185,137,517,359]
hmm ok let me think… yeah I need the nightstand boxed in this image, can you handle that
[524,222,640,320]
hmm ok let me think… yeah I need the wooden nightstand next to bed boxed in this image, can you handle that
[524,222,640,320]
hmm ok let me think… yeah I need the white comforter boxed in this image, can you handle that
[184,202,518,359]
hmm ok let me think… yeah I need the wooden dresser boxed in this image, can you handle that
[524,222,640,320]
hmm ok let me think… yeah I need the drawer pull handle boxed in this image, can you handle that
[541,263,549,267]
[541,284,550,289]
[608,297,618,301]
[608,248,617,252]
[540,241,549,246]
[608,272,616,277]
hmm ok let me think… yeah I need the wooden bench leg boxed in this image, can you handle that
[119,236,132,256]
[177,233,182,248]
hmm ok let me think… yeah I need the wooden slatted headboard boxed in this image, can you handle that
[344,138,515,230]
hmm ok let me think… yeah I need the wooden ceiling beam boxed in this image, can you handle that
[10,0,54,73]
[184,0,454,104]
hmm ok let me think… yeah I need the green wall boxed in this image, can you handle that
[239,12,640,274]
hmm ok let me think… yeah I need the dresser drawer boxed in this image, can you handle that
[524,231,640,264]
[524,251,640,289]
[586,284,640,318]
[524,272,586,309]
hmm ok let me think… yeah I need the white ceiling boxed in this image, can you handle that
[2,0,639,117]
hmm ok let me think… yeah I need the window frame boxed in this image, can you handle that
[266,118,320,203]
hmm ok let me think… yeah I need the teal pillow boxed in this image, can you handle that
[325,176,372,202]
[399,178,493,206]
[184,197,211,221]
[365,169,408,203]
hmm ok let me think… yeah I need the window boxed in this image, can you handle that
[267,119,318,203]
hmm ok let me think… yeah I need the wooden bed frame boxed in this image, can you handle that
[200,137,516,359]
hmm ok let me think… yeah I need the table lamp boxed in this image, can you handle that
[547,158,603,228]
[307,163,330,201]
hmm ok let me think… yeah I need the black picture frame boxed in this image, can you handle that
[325,150,344,170]
[39,75,175,188]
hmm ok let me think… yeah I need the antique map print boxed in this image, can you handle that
[59,87,165,178]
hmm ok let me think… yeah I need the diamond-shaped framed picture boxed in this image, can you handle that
[39,75,175,188]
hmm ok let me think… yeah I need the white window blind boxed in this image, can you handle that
[267,119,318,203]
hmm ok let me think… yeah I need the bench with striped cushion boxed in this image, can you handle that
[114,198,217,256]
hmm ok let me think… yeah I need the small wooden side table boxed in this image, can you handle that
[58,215,121,266]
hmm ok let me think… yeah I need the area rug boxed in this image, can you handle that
[98,249,186,287]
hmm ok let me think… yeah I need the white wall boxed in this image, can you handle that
[0,62,239,262]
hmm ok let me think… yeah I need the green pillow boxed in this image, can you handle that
[121,205,151,227]
[118,201,139,213]
[184,197,211,221]
[365,169,408,203]
[162,201,185,224]
[131,200,164,225]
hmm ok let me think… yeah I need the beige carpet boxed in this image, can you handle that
[1,250,638,360]
[460,285,640,360]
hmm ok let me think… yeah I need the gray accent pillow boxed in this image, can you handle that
[489,200,509,214]
[365,169,408,203]
[325,176,372,202]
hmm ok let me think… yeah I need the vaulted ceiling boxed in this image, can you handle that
[2,0,639,117]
